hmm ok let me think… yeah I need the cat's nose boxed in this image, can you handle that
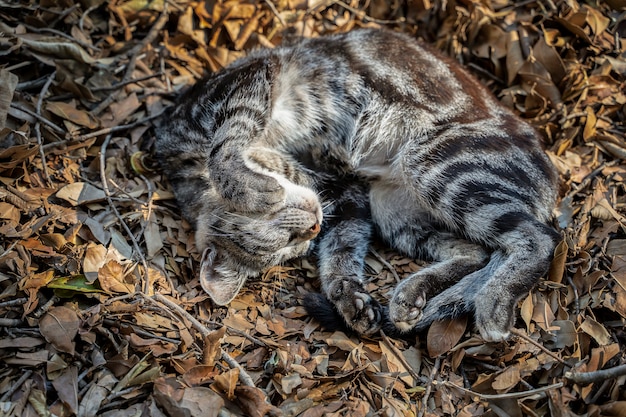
[301,222,321,241]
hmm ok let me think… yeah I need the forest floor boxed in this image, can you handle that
[1,0,626,416]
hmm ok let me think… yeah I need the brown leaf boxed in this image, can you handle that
[580,316,611,345]
[213,367,239,400]
[51,366,78,414]
[0,69,18,130]
[46,101,99,129]
[154,377,224,417]
[98,260,135,294]
[39,306,80,354]
[234,385,279,417]
[56,182,106,206]
[427,317,467,358]
[548,240,568,283]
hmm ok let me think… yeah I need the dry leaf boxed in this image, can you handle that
[39,306,80,354]
[427,317,467,358]
[56,182,106,206]
[98,260,135,294]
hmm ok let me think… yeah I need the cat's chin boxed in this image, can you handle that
[275,240,312,261]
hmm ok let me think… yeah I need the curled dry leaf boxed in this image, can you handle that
[154,377,224,417]
[98,260,136,294]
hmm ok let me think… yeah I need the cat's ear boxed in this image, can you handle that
[199,246,248,305]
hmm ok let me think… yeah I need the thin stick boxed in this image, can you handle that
[263,0,286,27]
[565,160,618,201]
[510,328,568,366]
[9,102,65,134]
[99,134,151,294]
[418,356,440,417]
[151,294,256,387]
[22,24,100,52]
[0,298,28,309]
[35,71,56,186]
[329,0,406,24]
[204,319,270,348]
[0,370,33,402]
[370,248,401,283]
[0,318,23,327]
[0,241,19,261]
[380,330,422,382]
[43,110,164,150]
[445,381,564,400]
[564,364,626,385]
[91,73,163,92]
[91,4,169,116]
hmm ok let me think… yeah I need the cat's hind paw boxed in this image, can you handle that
[389,292,426,332]
[474,309,512,342]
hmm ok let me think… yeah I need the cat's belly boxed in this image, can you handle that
[369,182,435,257]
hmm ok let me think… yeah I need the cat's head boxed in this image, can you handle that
[195,169,323,305]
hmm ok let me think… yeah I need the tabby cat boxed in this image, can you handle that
[156,29,560,342]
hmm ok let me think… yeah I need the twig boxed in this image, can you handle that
[151,294,257,387]
[204,319,270,348]
[564,364,626,385]
[91,3,169,116]
[0,318,23,327]
[0,370,33,402]
[565,160,618,201]
[0,241,19,261]
[0,297,28,309]
[380,330,422,383]
[418,356,440,417]
[48,3,80,28]
[510,328,568,366]
[99,134,151,294]
[219,351,256,387]
[22,23,100,52]
[263,0,286,27]
[9,102,65,134]
[91,73,164,92]
[566,275,580,315]
[324,0,406,24]
[370,248,401,283]
[35,71,56,186]
[80,4,100,32]
[32,295,60,319]
[42,110,164,151]
[445,381,564,400]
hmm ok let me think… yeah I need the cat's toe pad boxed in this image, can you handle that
[389,293,426,331]
[328,280,382,335]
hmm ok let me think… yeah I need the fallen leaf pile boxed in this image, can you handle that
[1,0,625,416]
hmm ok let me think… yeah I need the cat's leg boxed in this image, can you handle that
[412,217,559,341]
[387,232,489,332]
[470,215,558,341]
[312,183,383,335]
[370,183,490,332]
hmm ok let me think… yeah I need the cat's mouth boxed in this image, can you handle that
[288,222,321,245]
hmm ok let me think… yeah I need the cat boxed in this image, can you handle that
[155,29,560,342]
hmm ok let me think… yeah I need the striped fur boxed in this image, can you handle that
[156,29,559,341]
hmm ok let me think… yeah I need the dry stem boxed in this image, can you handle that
[151,293,257,388]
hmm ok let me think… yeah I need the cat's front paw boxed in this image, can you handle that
[328,279,382,335]
[246,175,286,212]
[389,291,426,332]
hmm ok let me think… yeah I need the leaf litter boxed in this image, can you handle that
[1,0,626,416]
